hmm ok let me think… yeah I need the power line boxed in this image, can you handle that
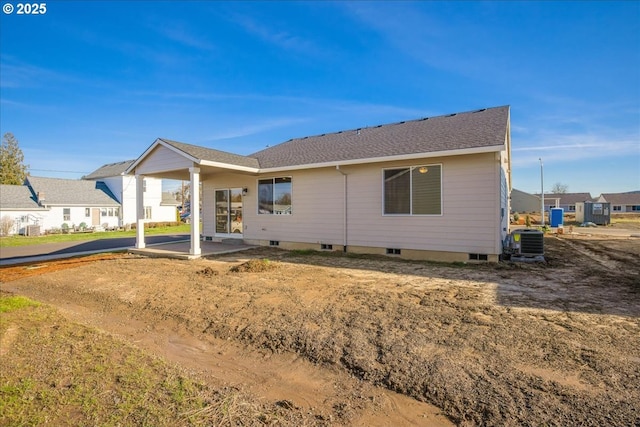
[29,169,89,174]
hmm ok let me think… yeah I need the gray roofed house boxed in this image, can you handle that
[126,105,513,262]
[597,192,640,212]
[27,176,120,207]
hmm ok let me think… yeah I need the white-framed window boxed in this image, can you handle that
[258,177,292,215]
[383,165,442,215]
[613,205,621,211]
[143,179,147,193]
[63,208,71,221]
[85,208,90,217]
[144,206,152,219]
[101,208,107,217]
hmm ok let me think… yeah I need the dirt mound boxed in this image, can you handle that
[229,258,278,273]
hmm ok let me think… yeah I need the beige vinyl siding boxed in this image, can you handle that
[248,168,344,244]
[135,145,194,175]
[201,152,501,256]
[346,153,499,254]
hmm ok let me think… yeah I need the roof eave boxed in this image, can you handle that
[199,159,260,173]
[259,144,506,173]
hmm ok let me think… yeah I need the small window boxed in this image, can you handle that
[143,179,147,193]
[269,240,280,246]
[320,244,333,250]
[85,208,90,217]
[63,208,71,221]
[144,206,152,220]
[386,248,401,255]
[258,177,292,215]
[101,208,107,217]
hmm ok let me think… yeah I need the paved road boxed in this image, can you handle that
[0,234,189,266]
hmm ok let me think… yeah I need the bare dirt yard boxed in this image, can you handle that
[2,233,639,426]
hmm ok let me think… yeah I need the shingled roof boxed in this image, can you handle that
[131,105,510,173]
[599,192,640,205]
[83,160,135,180]
[26,176,120,206]
[0,184,44,210]
[159,139,261,169]
[251,105,510,168]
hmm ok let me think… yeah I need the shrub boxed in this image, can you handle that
[0,215,15,236]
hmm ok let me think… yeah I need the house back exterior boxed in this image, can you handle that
[128,106,512,262]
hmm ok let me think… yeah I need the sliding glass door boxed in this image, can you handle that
[215,188,243,236]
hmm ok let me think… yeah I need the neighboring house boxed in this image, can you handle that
[25,176,120,231]
[597,192,640,213]
[83,160,179,225]
[511,188,541,213]
[0,184,47,235]
[126,105,512,262]
[537,193,592,213]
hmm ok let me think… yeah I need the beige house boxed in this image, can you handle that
[127,106,512,262]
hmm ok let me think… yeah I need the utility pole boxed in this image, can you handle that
[539,158,545,226]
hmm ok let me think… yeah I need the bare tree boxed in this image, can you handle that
[0,215,15,236]
[551,182,569,194]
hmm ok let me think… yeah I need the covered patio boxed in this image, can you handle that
[125,138,260,259]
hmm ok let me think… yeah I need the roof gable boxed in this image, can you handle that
[26,176,120,206]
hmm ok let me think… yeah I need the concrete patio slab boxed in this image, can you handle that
[128,240,258,259]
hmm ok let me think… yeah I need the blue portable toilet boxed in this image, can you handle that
[550,208,564,227]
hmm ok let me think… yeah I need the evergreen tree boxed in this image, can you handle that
[0,133,29,185]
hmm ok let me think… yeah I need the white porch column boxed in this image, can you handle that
[135,174,146,249]
[189,167,201,256]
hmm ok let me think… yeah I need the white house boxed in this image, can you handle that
[126,106,512,262]
[83,160,179,226]
[22,176,121,231]
[0,184,47,235]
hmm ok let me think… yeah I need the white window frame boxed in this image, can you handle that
[382,164,443,216]
[257,177,292,215]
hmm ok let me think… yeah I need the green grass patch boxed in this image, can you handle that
[0,224,191,248]
[0,295,40,313]
[0,298,313,426]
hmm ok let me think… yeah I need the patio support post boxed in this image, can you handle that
[135,174,146,249]
[189,167,201,256]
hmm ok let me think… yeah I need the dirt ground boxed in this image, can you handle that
[1,233,639,426]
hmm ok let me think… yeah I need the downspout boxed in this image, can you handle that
[336,165,348,252]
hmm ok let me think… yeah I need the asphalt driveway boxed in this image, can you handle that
[0,234,189,266]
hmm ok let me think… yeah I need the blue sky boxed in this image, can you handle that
[1,1,638,195]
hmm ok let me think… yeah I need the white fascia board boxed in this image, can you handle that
[258,144,505,174]
[199,159,260,173]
